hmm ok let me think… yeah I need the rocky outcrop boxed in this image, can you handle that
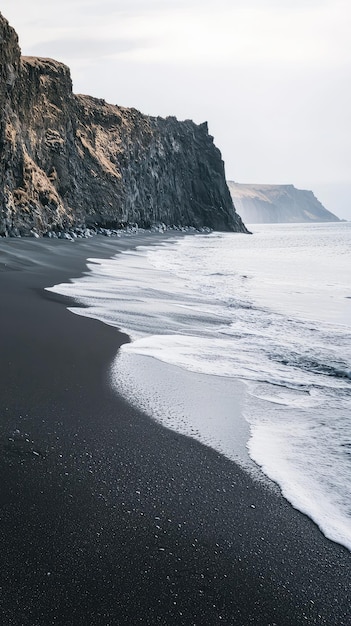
[0,13,247,236]
[227,182,339,224]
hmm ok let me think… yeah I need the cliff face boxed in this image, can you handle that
[0,14,247,236]
[227,182,340,224]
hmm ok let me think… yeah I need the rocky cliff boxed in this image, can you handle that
[227,182,339,224]
[0,13,247,237]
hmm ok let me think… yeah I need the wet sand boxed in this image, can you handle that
[0,234,350,625]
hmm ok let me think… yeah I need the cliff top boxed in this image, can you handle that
[22,55,71,72]
[227,182,297,196]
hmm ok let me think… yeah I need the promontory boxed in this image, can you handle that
[227,182,339,224]
[0,13,247,237]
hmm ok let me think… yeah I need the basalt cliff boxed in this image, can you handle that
[0,14,247,237]
[227,182,339,224]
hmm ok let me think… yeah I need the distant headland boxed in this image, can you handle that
[227,182,340,224]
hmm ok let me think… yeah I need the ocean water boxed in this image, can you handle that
[47,222,351,552]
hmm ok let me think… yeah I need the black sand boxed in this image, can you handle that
[0,234,350,625]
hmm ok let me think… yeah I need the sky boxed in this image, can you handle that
[1,0,351,219]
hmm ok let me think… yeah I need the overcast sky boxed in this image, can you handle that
[2,0,350,218]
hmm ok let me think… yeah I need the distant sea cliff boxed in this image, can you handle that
[0,13,247,237]
[227,182,340,224]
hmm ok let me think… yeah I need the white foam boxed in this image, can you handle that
[112,350,257,474]
[246,394,351,551]
[47,224,351,552]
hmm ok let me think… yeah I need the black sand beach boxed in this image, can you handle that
[0,234,350,625]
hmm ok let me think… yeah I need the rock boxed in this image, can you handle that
[227,182,340,224]
[0,13,248,237]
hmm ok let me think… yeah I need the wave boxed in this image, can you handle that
[47,224,351,552]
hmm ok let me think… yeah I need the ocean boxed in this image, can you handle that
[47,222,351,552]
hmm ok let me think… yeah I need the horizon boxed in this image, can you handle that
[1,1,350,219]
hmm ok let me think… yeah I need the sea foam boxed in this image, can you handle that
[47,222,351,552]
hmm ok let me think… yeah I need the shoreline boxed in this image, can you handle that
[112,350,260,476]
[1,234,350,625]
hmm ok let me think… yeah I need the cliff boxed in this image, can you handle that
[0,13,247,237]
[227,182,339,224]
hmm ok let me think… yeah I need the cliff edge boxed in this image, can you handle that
[0,13,247,236]
[227,182,339,224]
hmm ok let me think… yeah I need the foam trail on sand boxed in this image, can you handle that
[111,350,258,475]
[47,223,351,552]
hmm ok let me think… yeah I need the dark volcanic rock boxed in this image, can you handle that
[0,13,247,236]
